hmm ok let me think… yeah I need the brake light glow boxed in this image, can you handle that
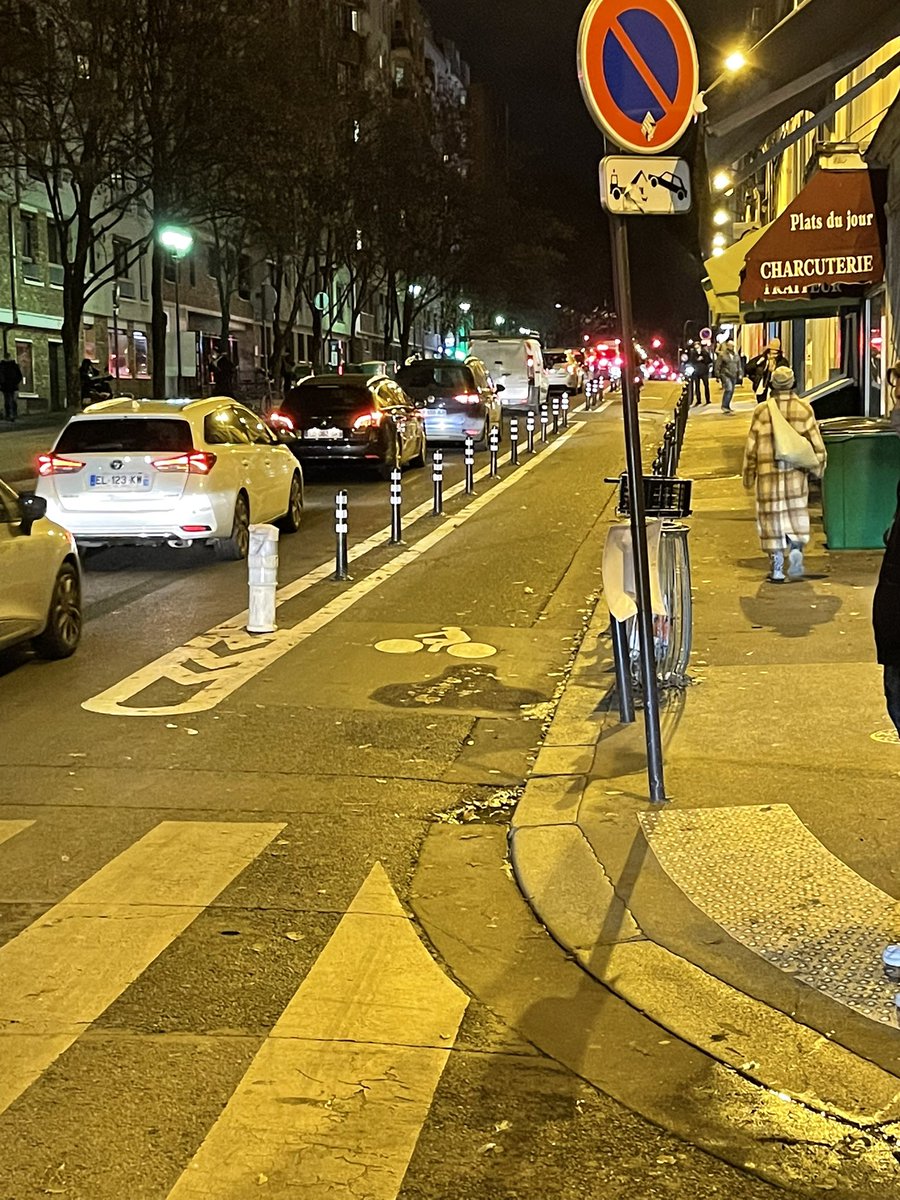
[151,451,218,474]
[180,524,213,532]
[269,410,294,430]
[37,453,85,476]
[352,411,383,431]
[453,393,480,405]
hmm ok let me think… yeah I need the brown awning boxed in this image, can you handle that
[740,169,886,306]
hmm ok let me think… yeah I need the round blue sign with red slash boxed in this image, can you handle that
[578,0,699,154]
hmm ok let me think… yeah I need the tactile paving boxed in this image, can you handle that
[639,805,900,1025]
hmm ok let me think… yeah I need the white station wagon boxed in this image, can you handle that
[36,397,304,559]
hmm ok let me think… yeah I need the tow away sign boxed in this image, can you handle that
[600,156,692,214]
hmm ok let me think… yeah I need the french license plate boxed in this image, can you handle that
[305,427,342,440]
[89,473,151,489]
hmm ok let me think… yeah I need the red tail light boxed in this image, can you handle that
[37,453,85,476]
[453,392,480,405]
[152,451,218,474]
[269,409,294,431]
[352,411,383,431]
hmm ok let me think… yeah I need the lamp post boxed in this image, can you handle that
[458,301,471,353]
[158,225,193,396]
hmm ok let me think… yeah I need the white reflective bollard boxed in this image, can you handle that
[247,523,279,634]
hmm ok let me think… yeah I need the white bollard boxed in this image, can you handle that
[247,523,279,634]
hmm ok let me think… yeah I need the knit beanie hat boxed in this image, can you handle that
[770,366,795,392]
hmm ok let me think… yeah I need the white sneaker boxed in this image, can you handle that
[788,547,804,578]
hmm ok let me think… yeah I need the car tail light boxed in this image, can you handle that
[37,453,85,476]
[352,411,383,431]
[454,392,480,405]
[152,451,218,474]
[180,524,213,532]
[269,409,294,430]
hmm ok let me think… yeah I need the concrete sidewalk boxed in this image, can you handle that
[511,384,900,1145]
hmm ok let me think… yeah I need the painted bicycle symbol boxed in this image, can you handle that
[374,626,497,659]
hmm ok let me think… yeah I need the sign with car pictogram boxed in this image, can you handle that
[577,0,699,154]
[600,155,691,214]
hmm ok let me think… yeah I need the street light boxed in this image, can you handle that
[712,170,733,192]
[494,314,506,327]
[724,50,747,73]
[458,301,471,314]
[158,225,194,396]
[712,208,730,227]
[712,232,727,248]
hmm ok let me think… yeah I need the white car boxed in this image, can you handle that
[36,397,304,559]
[0,479,82,658]
[544,349,583,397]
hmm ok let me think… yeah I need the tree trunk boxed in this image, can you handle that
[310,307,324,372]
[61,286,85,409]
[398,289,413,364]
[151,240,167,397]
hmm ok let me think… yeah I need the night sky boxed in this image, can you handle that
[423,0,756,338]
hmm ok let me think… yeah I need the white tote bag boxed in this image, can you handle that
[767,399,820,472]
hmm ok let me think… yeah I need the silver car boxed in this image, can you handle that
[0,479,82,658]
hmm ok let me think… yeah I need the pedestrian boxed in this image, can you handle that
[0,354,23,422]
[714,339,742,412]
[213,349,236,398]
[747,336,789,403]
[873,362,900,735]
[741,365,827,582]
[688,341,712,407]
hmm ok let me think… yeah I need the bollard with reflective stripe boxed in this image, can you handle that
[551,394,560,435]
[389,467,403,544]
[334,490,349,581]
[561,392,569,428]
[432,449,444,515]
[540,404,549,443]
[526,410,536,453]
[489,425,500,476]
[509,418,519,466]
[464,437,475,494]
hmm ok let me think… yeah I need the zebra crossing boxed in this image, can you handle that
[0,818,469,1198]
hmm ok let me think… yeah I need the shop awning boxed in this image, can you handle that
[740,169,886,306]
[703,0,899,167]
[702,226,769,324]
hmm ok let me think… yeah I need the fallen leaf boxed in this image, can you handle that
[285,931,304,942]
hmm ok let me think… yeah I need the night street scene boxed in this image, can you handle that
[2,0,900,1196]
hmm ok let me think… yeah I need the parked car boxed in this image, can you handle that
[394,356,502,447]
[0,478,82,658]
[544,349,583,397]
[271,373,426,479]
[468,333,548,414]
[35,397,304,560]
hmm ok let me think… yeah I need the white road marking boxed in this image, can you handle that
[0,820,283,1115]
[166,862,468,1199]
[84,423,584,717]
[0,820,34,848]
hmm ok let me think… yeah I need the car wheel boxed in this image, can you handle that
[473,419,489,452]
[378,436,402,481]
[215,491,250,561]
[278,473,303,534]
[33,561,82,659]
[409,429,427,469]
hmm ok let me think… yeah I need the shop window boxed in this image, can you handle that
[108,328,131,378]
[15,341,33,392]
[133,331,149,378]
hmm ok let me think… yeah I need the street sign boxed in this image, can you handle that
[600,156,692,214]
[577,0,699,154]
[699,326,713,341]
[313,290,329,312]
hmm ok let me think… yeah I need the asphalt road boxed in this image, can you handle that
[0,392,785,1199]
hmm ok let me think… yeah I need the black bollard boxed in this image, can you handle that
[561,392,569,429]
[464,437,475,494]
[526,410,536,453]
[334,490,349,581]
[389,467,402,544]
[551,394,560,435]
[489,425,500,476]
[540,404,549,443]
[509,417,519,465]
[432,449,444,515]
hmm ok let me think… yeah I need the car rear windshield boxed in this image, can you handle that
[285,385,371,416]
[544,352,567,367]
[395,363,474,391]
[55,417,193,453]
[474,345,524,374]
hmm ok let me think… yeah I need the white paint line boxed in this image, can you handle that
[166,863,468,1200]
[0,820,284,1115]
[0,820,34,848]
[83,422,585,717]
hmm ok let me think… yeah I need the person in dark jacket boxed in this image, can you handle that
[0,356,23,422]
[688,342,712,406]
[874,363,900,734]
[747,337,789,403]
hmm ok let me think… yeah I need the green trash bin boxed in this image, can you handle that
[819,418,900,549]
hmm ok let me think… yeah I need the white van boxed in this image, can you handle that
[469,333,548,414]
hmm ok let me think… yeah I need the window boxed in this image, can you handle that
[47,221,65,265]
[204,407,251,445]
[188,255,196,287]
[207,244,219,278]
[19,212,37,261]
[15,342,33,392]
[138,252,148,300]
[133,331,149,378]
[113,236,130,279]
[56,418,193,453]
[108,329,130,378]
[164,254,176,283]
[238,254,251,300]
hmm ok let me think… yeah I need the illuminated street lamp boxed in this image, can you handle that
[458,300,471,314]
[712,208,730,227]
[712,170,733,192]
[712,232,727,248]
[724,50,747,72]
[494,314,506,327]
[158,225,194,395]
[711,246,725,258]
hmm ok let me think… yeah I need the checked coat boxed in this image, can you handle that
[741,393,827,553]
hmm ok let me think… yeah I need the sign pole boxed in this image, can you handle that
[609,212,666,803]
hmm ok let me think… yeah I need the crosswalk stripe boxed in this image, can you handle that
[0,820,284,1116]
[167,862,469,1199]
[0,820,34,848]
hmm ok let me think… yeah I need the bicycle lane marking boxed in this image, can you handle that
[82,423,585,717]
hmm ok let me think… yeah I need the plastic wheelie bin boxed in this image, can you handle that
[819,417,900,549]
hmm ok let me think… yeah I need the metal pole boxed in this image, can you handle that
[464,437,475,494]
[334,489,349,580]
[526,410,535,453]
[489,425,500,476]
[173,257,183,396]
[561,393,569,428]
[540,404,549,443]
[509,418,519,465]
[609,213,666,803]
[552,394,560,435]
[389,467,402,544]
[611,618,635,724]
[432,449,443,515]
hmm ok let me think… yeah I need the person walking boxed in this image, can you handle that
[747,336,789,403]
[688,341,712,407]
[741,365,827,582]
[0,355,23,422]
[873,363,900,734]
[714,339,742,412]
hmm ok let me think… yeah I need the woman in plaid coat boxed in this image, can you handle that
[742,366,827,581]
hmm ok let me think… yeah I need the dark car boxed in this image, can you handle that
[394,357,502,448]
[271,373,426,479]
